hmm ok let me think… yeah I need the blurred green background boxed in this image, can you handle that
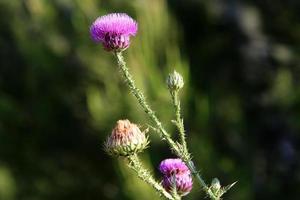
[0,0,300,199]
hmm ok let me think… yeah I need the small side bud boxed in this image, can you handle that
[166,70,184,92]
[104,119,149,156]
[209,178,237,198]
[211,178,221,193]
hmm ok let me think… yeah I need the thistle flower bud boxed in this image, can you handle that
[159,158,193,196]
[166,70,184,92]
[209,178,237,198]
[105,120,148,156]
[211,178,221,192]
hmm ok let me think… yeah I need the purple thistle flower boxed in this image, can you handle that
[90,13,138,52]
[159,158,190,176]
[159,158,193,196]
[162,173,193,196]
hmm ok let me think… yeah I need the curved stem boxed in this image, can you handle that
[127,154,175,200]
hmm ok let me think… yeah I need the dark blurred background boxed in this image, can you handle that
[0,0,299,199]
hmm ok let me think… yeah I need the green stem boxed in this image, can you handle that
[115,52,179,153]
[170,174,182,200]
[127,154,175,200]
[114,52,218,200]
[170,90,187,154]
[170,91,217,199]
[170,91,218,199]
[186,160,217,199]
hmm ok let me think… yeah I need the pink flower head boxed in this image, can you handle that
[90,13,138,51]
[159,158,193,196]
[159,158,190,176]
[105,120,148,156]
[162,173,193,196]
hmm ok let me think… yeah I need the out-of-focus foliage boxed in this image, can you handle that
[0,0,299,200]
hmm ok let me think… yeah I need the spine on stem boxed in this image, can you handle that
[115,52,179,153]
[128,154,175,200]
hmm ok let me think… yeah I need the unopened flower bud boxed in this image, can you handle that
[105,120,148,156]
[210,179,237,198]
[166,70,184,91]
[211,178,221,192]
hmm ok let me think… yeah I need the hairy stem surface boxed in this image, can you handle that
[115,52,178,153]
[170,90,188,154]
[170,91,217,199]
[127,154,175,200]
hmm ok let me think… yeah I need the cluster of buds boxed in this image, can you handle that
[159,158,193,196]
[104,120,148,156]
[166,70,184,92]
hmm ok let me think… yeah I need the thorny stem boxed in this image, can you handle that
[127,154,175,200]
[186,161,218,200]
[115,52,219,200]
[170,91,218,199]
[115,52,179,153]
[170,89,218,199]
[170,90,188,154]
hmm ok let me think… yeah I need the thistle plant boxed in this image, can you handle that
[90,13,236,200]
